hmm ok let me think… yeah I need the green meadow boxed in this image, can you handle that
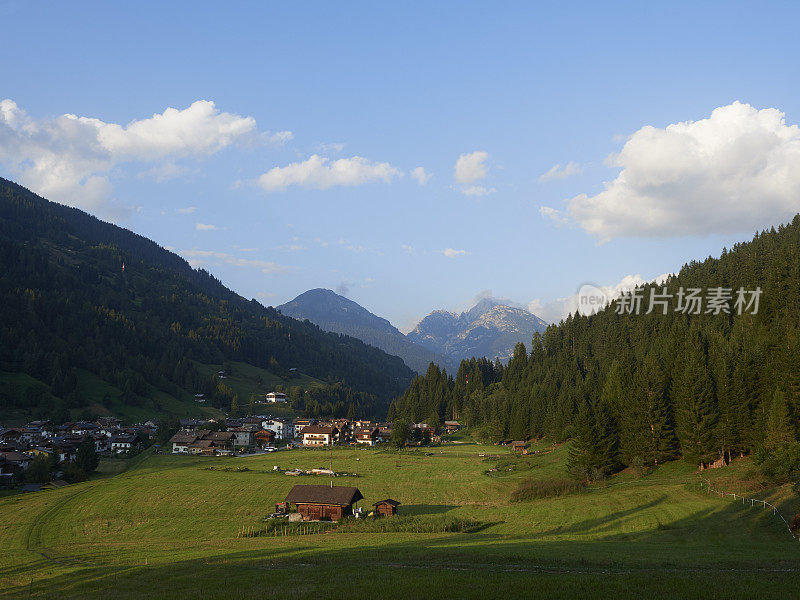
[1,436,798,599]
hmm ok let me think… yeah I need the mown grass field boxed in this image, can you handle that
[1,436,799,599]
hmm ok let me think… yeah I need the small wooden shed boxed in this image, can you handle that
[285,484,364,521]
[372,499,401,517]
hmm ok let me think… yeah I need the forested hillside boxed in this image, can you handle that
[0,178,413,422]
[392,217,800,481]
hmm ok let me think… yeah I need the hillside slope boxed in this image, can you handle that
[278,288,447,372]
[0,178,413,421]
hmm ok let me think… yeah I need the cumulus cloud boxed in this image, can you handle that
[410,166,431,185]
[0,99,263,220]
[528,272,672,323]
[179,249,288,274]
[257,154,402,192]
[455,151,489,184]
[442,248,468,258]
[401,244,415,254]
[177,206,197,214]
[195,223,218,231]
[539,161,582,182]
[558,102,800,241]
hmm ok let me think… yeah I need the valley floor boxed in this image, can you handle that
[1,438,798,599]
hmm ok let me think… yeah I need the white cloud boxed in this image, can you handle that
[401,244,415,254]
[196,223,218,231]
[177,206,196,214]
[442,248,468,258]
[257,154,402,192]
[528,272,672,323]
[180,249,288,274]
[0,99,263,220]
[539,161,582,182]
[561,102,800,241]
[410,166,431,185]
[461,185,495,196]
[318,142,345,153]
[265,131,293,145]
[455,151,488,184]
[539,206,569,226]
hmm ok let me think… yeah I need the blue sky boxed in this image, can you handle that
[3,1,800,331]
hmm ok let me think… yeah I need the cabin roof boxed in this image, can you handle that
[285,484,363,506]
[372,498,401,507]
[302,425,336,435]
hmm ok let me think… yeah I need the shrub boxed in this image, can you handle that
[243,515,486,537]
[336,515,484,534]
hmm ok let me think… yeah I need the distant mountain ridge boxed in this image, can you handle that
[278,289,447,373]
[408,297,548,365]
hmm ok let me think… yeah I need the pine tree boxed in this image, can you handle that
[674,341,717,466]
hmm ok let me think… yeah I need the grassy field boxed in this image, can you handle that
[1,436,799,599]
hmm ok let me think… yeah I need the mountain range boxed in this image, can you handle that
[407,297,549,366]
[278,289,445,373]
[279,290,549,373]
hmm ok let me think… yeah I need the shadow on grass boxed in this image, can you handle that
[8,520,800,600]
[542,495,669,536]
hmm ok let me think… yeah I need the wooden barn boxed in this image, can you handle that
[372,499,400,517]
[285,484,364,521]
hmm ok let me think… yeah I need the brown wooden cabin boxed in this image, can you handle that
[511,441,529,454]
[372,499,400,517]
[285,484,364,521]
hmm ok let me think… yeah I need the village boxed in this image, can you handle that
[0,389,463,494]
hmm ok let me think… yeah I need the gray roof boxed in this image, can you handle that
[285,485,363,506]
[372,498,401,507]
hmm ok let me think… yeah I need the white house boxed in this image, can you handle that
[264,391,287,403]
[262,418,294,440]
[110,433,139,454]
[302,425,337,447]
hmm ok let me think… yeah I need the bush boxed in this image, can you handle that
[245,515,486,537]
[754,442,800,483]
[62,462,88,483]
[510,478,584,502]
[336,515,484,534]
